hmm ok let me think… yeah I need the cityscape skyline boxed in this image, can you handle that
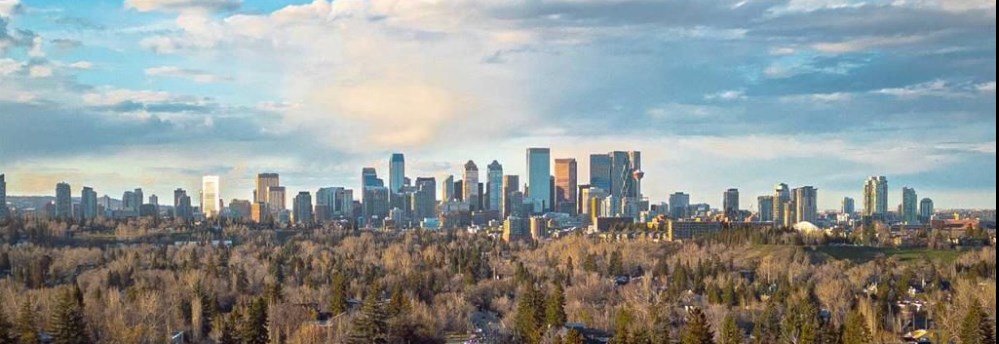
[0,0,995,209]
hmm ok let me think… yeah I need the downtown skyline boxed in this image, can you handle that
[0,0,995,209]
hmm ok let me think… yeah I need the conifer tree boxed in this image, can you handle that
[720,314,743,344]
[545,283,568,329]
[843,309,873,344]
[0,296,15,344]
[960,301,996,344]
[330,270,349,315]
[240,297,269,344]
[650,305,671,344]
[348,285,387,344]
[681,308,715,344]
[514,284,542,344]
[50,288,92,344]
[564,329,585,344]
[216,314,237,344]
[15,296,40,344]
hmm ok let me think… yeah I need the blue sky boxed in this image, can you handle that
[0,0,995,210]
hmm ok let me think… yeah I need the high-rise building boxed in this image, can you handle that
[794,186,818,224]
[842,197,856,215]
[589,154,612,192]
[527,148,551,213]
[255,173,279,204]
[267,186,286,214]
[316,187,341,221]
[901,187,918,225]
[757,196,774,222]
[201,176,220,218]
[668,192,690,220]
[627,151,642,198]
[441,175,455,202]
[463,161,480,211]
[363,186,390,224]
[864,176,888,218]
[132,188,144,211]
[773,184,791,227]
[362,168,384,188]
[174,189,193,220]
[149,194,158,207]
[229,199,251,220]
[55,182,72,219]
[390,153,405,195]
[336,189,354,218]
[0,174,8,220]
[413,177,437,220]
[502,175,520,218]
[487,161,503,212]
[723,188,740,220]
[554,158,578,214]
[293,191,313,224]
[919,198,934,223]
[81,187,98,220]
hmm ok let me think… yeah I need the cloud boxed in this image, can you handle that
[0,0,20,18]
[124,0,240,13]
[67,61,94,69]
[646,103,735,121]
[874,80,958,98]
[978,81,996,93]
[0,57,19,75]
[812,35,928,54]
[145,66,230,83]
[705,90,747,101]
[28,65,52,78]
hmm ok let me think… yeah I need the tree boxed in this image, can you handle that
[782,298,819,344]
[650,305,671,344]
[681,308,715,344]
[0,296,15,344]
[514,284,543,344]
[608,250,624,277]
[49,288,92,344]
[720,314,743,344]
[15,296,40,344]
[843,309,873,344]
[240,297,269,344]
[583,254,599,274]
[564,329,585,344]
[545,283,568,329]
[387,285,411,318]
[960,301,996,344]
[216,315,237,344]
[348,285,387,344]
[330,270,349,316]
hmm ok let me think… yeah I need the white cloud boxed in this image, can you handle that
[812,35,928,54]
[705,90,747,101]
[0,58,20,76]
[145,66,229,83]
[874,80,958,98]
[28,36,44,58]
[780,92,853,103]
[68,61,94,70]
[28,65,52,78]
[978,81,996,93]
[646,103,733,120]
[82,86,201,107]
[0,0,20,18]
[125,0,240,13]
[770,47,797,56]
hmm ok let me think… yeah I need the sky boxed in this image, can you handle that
[0,0,995,210]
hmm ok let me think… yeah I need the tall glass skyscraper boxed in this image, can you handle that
[589,154,612,192]
[81,186,98,220]
[864,176,888,217]
[773,183,791,227]
[0,174,7,220]
[463,161,480,211]
[555,158,577,214]
[390,153,405,194]
[526,148,551,213]
[487,161,503,212]
[55,182,72,219]
[255,173,279,205]
[794,186,818,224]
[902,187,918,224]
[202,176,220,218]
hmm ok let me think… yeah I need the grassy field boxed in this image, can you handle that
[812,246,965,264]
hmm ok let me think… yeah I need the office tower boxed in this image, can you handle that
[122,191,135,212]
[174,189,188,218]
[502,175,520,218]
[487,161,503,212]
[773,183,791,227]
[842,197,856,215]
[293,191,313,224]
[0,174,7,220]
[757,196,774,222]
[255,173,279,204]
[527,148,552,213]
[81,187,98,220]
[362,168,384,188]
[794,186,818,224]
[589,154,612,192]
[229,199,251,220]
[336,189,354,218]
[901,187,918,225]
[55,182,72,219]
[577,184,591,215]
[508,191,527,218]
[463,161,480,211]
[581,187,609,221]
[148,194,158,207]
[454,180,463,201]
[723,188,740,220]
[202,176,221,218]
[267,186,286,214]
[668,192,690,220]
[178,194,193,220]
[316,187,341,221]
[919,198,934,223]
[554,158,578,214]
[864,176,888,217]
[363,186,390,223]
[627,151,642,198]
[390,153,405,194]
[133,188,144,211]
[441,175,455,202]
[413,177,437,220]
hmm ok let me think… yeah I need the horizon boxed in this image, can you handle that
[1,0,995,209]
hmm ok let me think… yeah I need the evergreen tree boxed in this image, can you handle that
[348,285,387,344]
[681,308,715,344]
[330,270,349,315]
[240,297,269,344]
[514,284,542,344]
[545,283,568,329]
[49,288,92,344]
[0,296,15,344]
[782,298,819,344]
[15,297,40,344]
[608,250,624,277]
[842,309,873,344]
[387,285,411,318]
[650,306,671,344]
[720,314,743,344]
[216,314,237,344]
[564,329,585,344]
[583,254,599,274]
[960,301,996,344]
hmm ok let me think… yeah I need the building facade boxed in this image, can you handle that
[723,188,740,221]
[293,191,313,224]
[487,161,503,212]
[81,187,98,220]
[864,176,888,218]
[902,187,918,224]
[794,186,818,224]
[463,161,480,211]
[55,182,72,219]
[757,196,774,222]
[554,158,578,214]
[527,148,552,213]
[668,192,690,220]
[201,176,220,218]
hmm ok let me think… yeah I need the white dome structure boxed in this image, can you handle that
[793,221,822,233]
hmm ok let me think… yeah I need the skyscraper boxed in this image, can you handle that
[669,192,690,220]
[773,184,791,227]
[54,182,72,219]
[589,154,612,192]
[202,176,220,218]
[267,186,286,214]
[335,189,353,218]
[362,168,384,188]
[81,187,98,220]
[919,198,934,223]
[502,175,520,218]
[390,153,405,195]
[413,177,437,220]
[487,161,503,212]
[554,158,578,214]
[794,186,818,224]
[0,174,7,220]
[757,196,774,222]
[441,175,455,202]
[174,188,192,220]
[363,186,390,224]
[526,148,551,213]
[293,191,313,224]
[627,151,642,198]
[463,161,480,211]
[902,187,918,225]
[723,188,740,220]
[256,173,279,205]
[864,176,888,218]
[842,197,856,215]
[316,187,341,221]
